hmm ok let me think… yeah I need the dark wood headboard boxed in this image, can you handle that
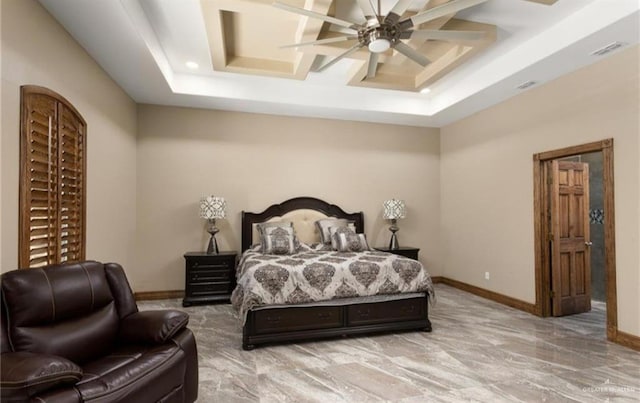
[241,197,364,252]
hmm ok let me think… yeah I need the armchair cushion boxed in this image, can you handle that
[119,310,189,344]
[0,351,82,401]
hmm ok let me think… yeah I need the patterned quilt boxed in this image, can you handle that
[231,244,434,322]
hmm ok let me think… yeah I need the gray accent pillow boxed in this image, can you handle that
[332,227,370,252]
[257,221,299,251]
[262,226,297,255]
[328,225,357,250]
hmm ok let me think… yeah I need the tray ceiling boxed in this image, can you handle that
[38,0,639,127]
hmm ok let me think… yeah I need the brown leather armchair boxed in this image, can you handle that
[0,261,198,402]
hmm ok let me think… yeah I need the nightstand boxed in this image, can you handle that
[183,251,237,306]
[375,247,420,260]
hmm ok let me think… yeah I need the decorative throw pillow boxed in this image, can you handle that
[332,227,370,252]
[327,225,357,250]
[315,218,356,244]
[257,221,299,252]
[261,226,297,255]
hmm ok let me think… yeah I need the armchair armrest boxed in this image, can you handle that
[0,352,82,401]
[119,310,189,344]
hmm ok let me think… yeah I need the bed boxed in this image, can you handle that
[233,197,433,350]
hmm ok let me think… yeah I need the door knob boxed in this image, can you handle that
[585,241,593,246]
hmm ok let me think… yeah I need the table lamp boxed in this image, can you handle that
[200,196,226,254]
[383,199,406,250]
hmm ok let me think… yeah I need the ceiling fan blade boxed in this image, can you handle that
[366,52,379,79]
[356,0,377,21]
[316,43,365,72]
[408,29,486,41]
[385,0,418,23]
[393,42,430,67]
[280,35,359,49]
[273,2,361,30]
[405,0,488,27]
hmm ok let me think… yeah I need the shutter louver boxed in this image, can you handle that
[20,86,86,268]
[58,106,85,263]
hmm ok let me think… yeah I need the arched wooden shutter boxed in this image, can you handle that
[19,86,86,268]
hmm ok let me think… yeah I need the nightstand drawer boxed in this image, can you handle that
[189,259,234,270]
[189,282,231,296]
[189,269,231,283]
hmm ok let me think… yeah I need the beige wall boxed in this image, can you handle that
[440,45,640,336]
[136,105,441,292]
[4,0,636,339]
[1,0,138,271]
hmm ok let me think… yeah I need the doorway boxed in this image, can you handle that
[533,139,618,342]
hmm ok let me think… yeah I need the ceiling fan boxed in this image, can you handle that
[273,0,491,79]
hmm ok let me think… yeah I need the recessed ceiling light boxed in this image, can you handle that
[420,88,431,94]
[185,61,199,70]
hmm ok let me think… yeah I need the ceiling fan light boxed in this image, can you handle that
[369,38,391,53]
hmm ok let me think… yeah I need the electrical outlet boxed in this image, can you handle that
[485,272,490,280]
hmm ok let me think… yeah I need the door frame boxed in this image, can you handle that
[533,139,617,340]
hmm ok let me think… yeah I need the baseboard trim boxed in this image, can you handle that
[435,277,538,315]
[615,331,640,352]
[134,290,184,301]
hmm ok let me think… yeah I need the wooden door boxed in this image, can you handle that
[550,160,591,316]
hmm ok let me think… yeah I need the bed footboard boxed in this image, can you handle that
[242,293,431,350]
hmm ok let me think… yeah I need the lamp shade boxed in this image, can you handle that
[383,199,406,220]
[200,196,226,219]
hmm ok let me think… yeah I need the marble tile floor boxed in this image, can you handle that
[138,284,639,402]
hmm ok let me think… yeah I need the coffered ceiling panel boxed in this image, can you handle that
[202,0,497,92]
[202,0,325,79]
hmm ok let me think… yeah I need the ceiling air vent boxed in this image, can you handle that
[516,81,537,90]
[591,42,628,57]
